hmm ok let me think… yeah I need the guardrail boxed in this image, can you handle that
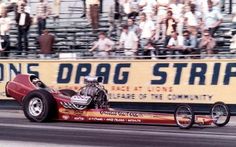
[1,50,236,60]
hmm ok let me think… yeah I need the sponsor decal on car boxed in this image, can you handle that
[127,119,142,123]
[62,115,70,120]
[59,108,83,115]
[104,118,141,123]
[88,117,104,121]
[74,117,85,121]
[100,111,143,117]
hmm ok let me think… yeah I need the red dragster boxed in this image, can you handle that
[5,74,230,129]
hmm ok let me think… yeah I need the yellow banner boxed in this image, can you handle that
[1,59,236,104]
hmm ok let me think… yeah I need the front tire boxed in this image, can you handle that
[22,90,56,122]
[211,102,230,127]
[174,104,194,129]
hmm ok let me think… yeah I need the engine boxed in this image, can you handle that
[78,76,108,109]
[60,76,109,110]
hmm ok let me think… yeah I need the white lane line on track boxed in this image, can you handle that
[0,140,97,147]
[0,123,236,139]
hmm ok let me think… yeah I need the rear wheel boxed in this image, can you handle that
[174,104,194,129]
[211,102,230,127]
[23,90,56,122]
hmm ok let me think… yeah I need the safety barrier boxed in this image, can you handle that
[0,59,236,105]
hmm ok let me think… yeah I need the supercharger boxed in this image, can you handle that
[69,76,109,110]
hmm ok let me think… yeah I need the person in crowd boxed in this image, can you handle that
[38,29,55,58]
[0,9,12,36]
[82,0,102,18]
[108,0,124,36]
[86,0,100,31]
[139,0,157,20]
[195,0,209,16]
[0,11,12,57]
[155,0,170,42]
[52,0,61,24]
[17,0,26,13]
[4,0,19,14]
[203,0,223,36]
[199,30,216,54]
[169,0,184,36]
[0,35,9,57]
[36,0,50,35]
[127,18,139,35]
[89,32,115,57]
[17,0,29,14]
[184,4,201,37]
[121,0,138,19]
[143,40,156,59]
[211,0,222,12]
[15,7,31,55]
[127,0,139,19]
[122,0,132,17]
[167,31,184,53]
[119,25,138,57]
[0,1,7,17]
[182,30,197,55]
[220,0,225,12]
[164,10,177,47]
[139,12,155,55]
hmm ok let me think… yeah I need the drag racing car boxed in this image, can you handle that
[5,74,231,129]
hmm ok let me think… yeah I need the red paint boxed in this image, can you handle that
[6,74,214,126]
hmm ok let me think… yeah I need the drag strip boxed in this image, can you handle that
[0,111,236,147]
[1,122,236,139]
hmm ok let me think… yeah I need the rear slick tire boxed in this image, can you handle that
[22,90,56,122]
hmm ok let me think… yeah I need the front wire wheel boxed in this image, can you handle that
[211,102,230,127]
[175,105,194,129]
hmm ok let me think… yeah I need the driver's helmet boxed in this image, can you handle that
[32,77,44,88]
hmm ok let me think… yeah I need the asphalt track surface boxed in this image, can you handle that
[1,110,236,147]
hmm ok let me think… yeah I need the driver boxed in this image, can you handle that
[32,77,44,88]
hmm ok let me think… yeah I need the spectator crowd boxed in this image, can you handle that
[0,0,57,58]
[90,0,225,59]
[0,0,231,59]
